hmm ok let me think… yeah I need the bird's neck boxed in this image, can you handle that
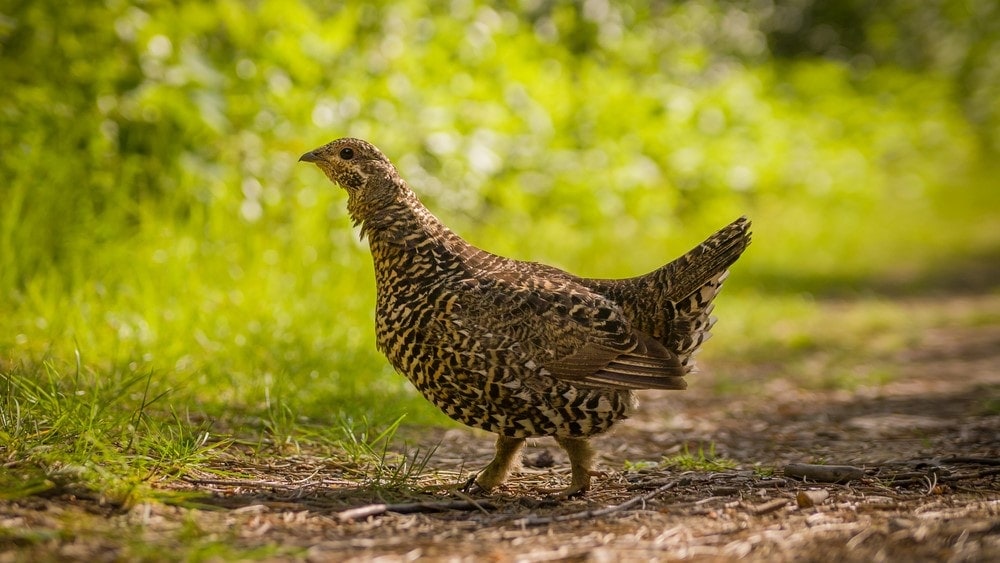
[359,187,442,241]
[362,188,466,281]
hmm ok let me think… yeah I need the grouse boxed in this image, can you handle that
[300,138,751,497]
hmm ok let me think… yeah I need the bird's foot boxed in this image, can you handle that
[458,435,525,495]
[549,484,587,499]
[454,471,504,496]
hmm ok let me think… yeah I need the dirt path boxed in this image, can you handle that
[3,295,999,561]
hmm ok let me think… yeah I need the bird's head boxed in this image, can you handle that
[299,137,396,191]
[299,137,407,229]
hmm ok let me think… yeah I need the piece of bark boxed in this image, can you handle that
[796,489,830,508]
[784,463,865,483]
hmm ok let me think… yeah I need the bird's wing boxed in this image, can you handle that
[450,270,687,391]
[545,332,687,390]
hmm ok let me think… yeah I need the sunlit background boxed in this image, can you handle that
[2,0,998,426]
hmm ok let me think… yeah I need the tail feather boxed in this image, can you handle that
[657,216,750,370]
[585,216,751,374]
[659,217,751,303]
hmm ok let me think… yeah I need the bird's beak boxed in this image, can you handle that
[299,150,322,163]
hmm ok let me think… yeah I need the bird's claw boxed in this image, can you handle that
[459,473,481,493]
[543,470,606,499]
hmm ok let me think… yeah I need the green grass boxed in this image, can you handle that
[753,465,777,479]
[661,444,738,473]
[0,357,433,506]
[1,360,218,504]
[328,413,438,491]
[0,509,302,561]
[980,397,1000,416]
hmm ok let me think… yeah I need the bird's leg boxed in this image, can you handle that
[466,434,526,492]
[553,436,597,498]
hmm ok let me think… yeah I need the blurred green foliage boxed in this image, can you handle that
[1,0,998,425]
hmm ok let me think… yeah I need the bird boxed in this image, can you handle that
[300,138,751,497]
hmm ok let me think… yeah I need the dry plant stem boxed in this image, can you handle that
[516,479,680,527]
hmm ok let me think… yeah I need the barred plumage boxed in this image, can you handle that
[300,138,751,496]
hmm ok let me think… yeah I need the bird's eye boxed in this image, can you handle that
[339,147,354,160]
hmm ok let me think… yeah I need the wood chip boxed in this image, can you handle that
[795,489,830,508]
[749,498,790,515]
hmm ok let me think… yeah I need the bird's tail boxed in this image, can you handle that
[589,216,751,374]
[661,216,752,302]
[655,216,751,371]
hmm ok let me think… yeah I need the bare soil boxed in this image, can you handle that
[3,295,999,562]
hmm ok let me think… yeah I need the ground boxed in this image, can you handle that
[2,294,999,561]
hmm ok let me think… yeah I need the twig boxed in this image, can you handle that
[181,477,291,488]
[449,487,493,515]
[515,479,680,527]
[337,503,389,521]
[336,500,496,522]
[878,468,999,487]
[181,470,339,489]
[939,456,1000,466]
[784,463,865,483]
